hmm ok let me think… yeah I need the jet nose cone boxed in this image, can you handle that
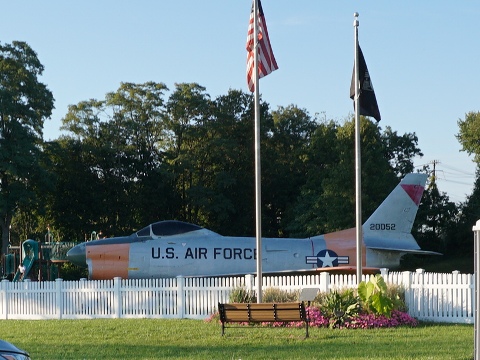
[67,243,87,267]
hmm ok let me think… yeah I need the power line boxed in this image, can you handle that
[440,163,475,176]
[414,160,476,202]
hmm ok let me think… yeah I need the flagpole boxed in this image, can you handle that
[253,0,263,303]
[354,12,363,284]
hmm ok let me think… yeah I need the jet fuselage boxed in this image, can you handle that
[67,173,439,279]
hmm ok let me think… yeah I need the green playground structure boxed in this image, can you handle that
[4,239,76,282]
[13,240,38,281]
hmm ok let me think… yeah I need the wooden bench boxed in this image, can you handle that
[218,302,309,337]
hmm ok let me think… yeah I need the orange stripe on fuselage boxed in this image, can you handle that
[87,243,130,280]
[323,228,366,267]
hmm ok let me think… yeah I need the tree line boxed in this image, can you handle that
[1,41,479,269]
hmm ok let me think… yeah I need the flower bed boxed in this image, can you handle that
[263,307,417,329]
[210,275,418,330]
[206,306,418,329]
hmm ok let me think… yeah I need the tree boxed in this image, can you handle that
[164,86,258,235]
[287,117,421,237]
[262,105,317,236]
[446,168,480,256]
[317,118,397,232]
[0,42,54,260]
[204,89,262,235]
[164,83,213,223]
[414,174,458,254]
[452,111,480,256]
[38,81,431,251]
[456,111,480,163]
[58,82,170,237]
[381,126,423,177]
[104,82,172,226]
[285,118,341,237]
[42,139,106,241]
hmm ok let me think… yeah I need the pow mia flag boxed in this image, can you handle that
[350,45,381,122]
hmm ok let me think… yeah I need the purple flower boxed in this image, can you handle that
[204,307,418,330]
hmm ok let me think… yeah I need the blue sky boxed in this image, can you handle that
[0,1,477,203]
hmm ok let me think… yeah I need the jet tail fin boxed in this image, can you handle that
[363,173,428,251]
[363,173,427,234]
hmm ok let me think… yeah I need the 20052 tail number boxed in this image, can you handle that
[369,223,396,231]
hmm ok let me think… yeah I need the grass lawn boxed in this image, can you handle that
[0,319,474,359]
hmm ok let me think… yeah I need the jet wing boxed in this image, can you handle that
[368,246,442,256]
[314,266,381,275]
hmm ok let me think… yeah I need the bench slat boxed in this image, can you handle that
[224,313,250,322]
[222,304,250,310]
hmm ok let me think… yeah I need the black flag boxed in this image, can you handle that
[350,45,381,121]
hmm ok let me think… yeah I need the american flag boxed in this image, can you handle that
[246,0,278,92]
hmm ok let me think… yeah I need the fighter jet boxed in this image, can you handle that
[67,173,439,279]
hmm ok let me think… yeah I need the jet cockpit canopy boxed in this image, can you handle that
[136,220,203,237]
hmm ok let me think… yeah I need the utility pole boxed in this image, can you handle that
[430,160,440,185]
[428,160,440,245]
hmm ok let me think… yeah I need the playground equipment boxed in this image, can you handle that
[13,240,38,281]
[2,228,103,281]
[4,239,75,282]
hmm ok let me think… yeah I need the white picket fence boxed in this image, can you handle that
[0,269,474,323]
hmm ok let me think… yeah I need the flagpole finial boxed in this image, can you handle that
[353,12,359,26]
[354,12,359,18]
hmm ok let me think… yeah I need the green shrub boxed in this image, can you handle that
[358,274,399,316]
[228,287,257,303]
[228,287,300,303]
[310,291,329,307]
[262,287,298,303]
[386,283,408,313]
[60,262,88,280]
[319,288,360,328]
